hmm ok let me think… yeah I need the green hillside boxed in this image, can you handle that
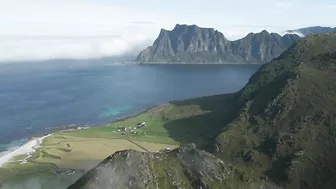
[215,33,336,188]
[68,33,336,189]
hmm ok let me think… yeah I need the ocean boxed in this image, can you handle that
[0,59,260,155]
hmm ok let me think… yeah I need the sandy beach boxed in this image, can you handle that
[0,102,165,169]
[0,134,52,167]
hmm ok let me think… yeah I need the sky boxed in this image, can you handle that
[0,0,335,62]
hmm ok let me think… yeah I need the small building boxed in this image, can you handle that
[118,126,126,131]
[77,126,89,130]
[137,122,147,128]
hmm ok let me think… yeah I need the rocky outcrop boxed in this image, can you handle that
[67,144,266,189]
[137,24,301,64]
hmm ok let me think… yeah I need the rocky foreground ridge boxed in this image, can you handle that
[69,33,336,189]
[67,144,277,189]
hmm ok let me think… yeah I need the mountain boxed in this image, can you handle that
[68,33,336,189]
[286,26,336,37]
[137,24,301,64]
[214,32,336,189]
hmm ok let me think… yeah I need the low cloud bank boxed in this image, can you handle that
[0,36,152,63]
[0,0,166,63]
[279,31,305,37]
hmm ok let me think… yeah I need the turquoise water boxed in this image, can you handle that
[0,60,260,153]
[99,105,132,118]
[0,60,260,189]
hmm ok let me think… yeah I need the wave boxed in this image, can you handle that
[0,134,52,167]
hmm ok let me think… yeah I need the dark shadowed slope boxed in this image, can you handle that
[215,33,336,189]
[68,33,336,189]
[137,24,300,64]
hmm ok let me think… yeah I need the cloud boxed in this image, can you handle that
[325,4,336,8]
[0,0,334,62]
[0,0,170,62]
[0,35,153,62]
[270,1,294,15]
[275,1,293,9]
[279,31,305,38]
[130,21,156,25]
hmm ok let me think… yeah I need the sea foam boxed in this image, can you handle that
[0,134,52,167]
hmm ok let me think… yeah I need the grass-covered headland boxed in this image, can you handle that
[2,32,336,189]
[67,33,336,189]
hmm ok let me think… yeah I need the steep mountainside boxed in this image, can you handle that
[68,33,336,189]
[215,33,336,189]
[137,24,300,64]
[287,26,336,37]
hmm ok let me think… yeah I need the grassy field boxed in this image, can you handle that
[1,96,233,185]
[61,113,179,145]
[25,102,215,170]
[30,134,178,169]
[61,96,236,149]
[0,133,178,184]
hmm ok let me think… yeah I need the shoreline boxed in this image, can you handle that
[55,102,169,134]
[0,134,52,167]
[0,102,170,168]
[0,91,230,168]
[0,92,227,168]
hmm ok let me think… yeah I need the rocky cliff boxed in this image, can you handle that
[69,33,336,189]
[136,24,301,64]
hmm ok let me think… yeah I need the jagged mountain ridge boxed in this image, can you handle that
[69,33,336,189]
[137,24,301,64]
[286,26,336,37]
